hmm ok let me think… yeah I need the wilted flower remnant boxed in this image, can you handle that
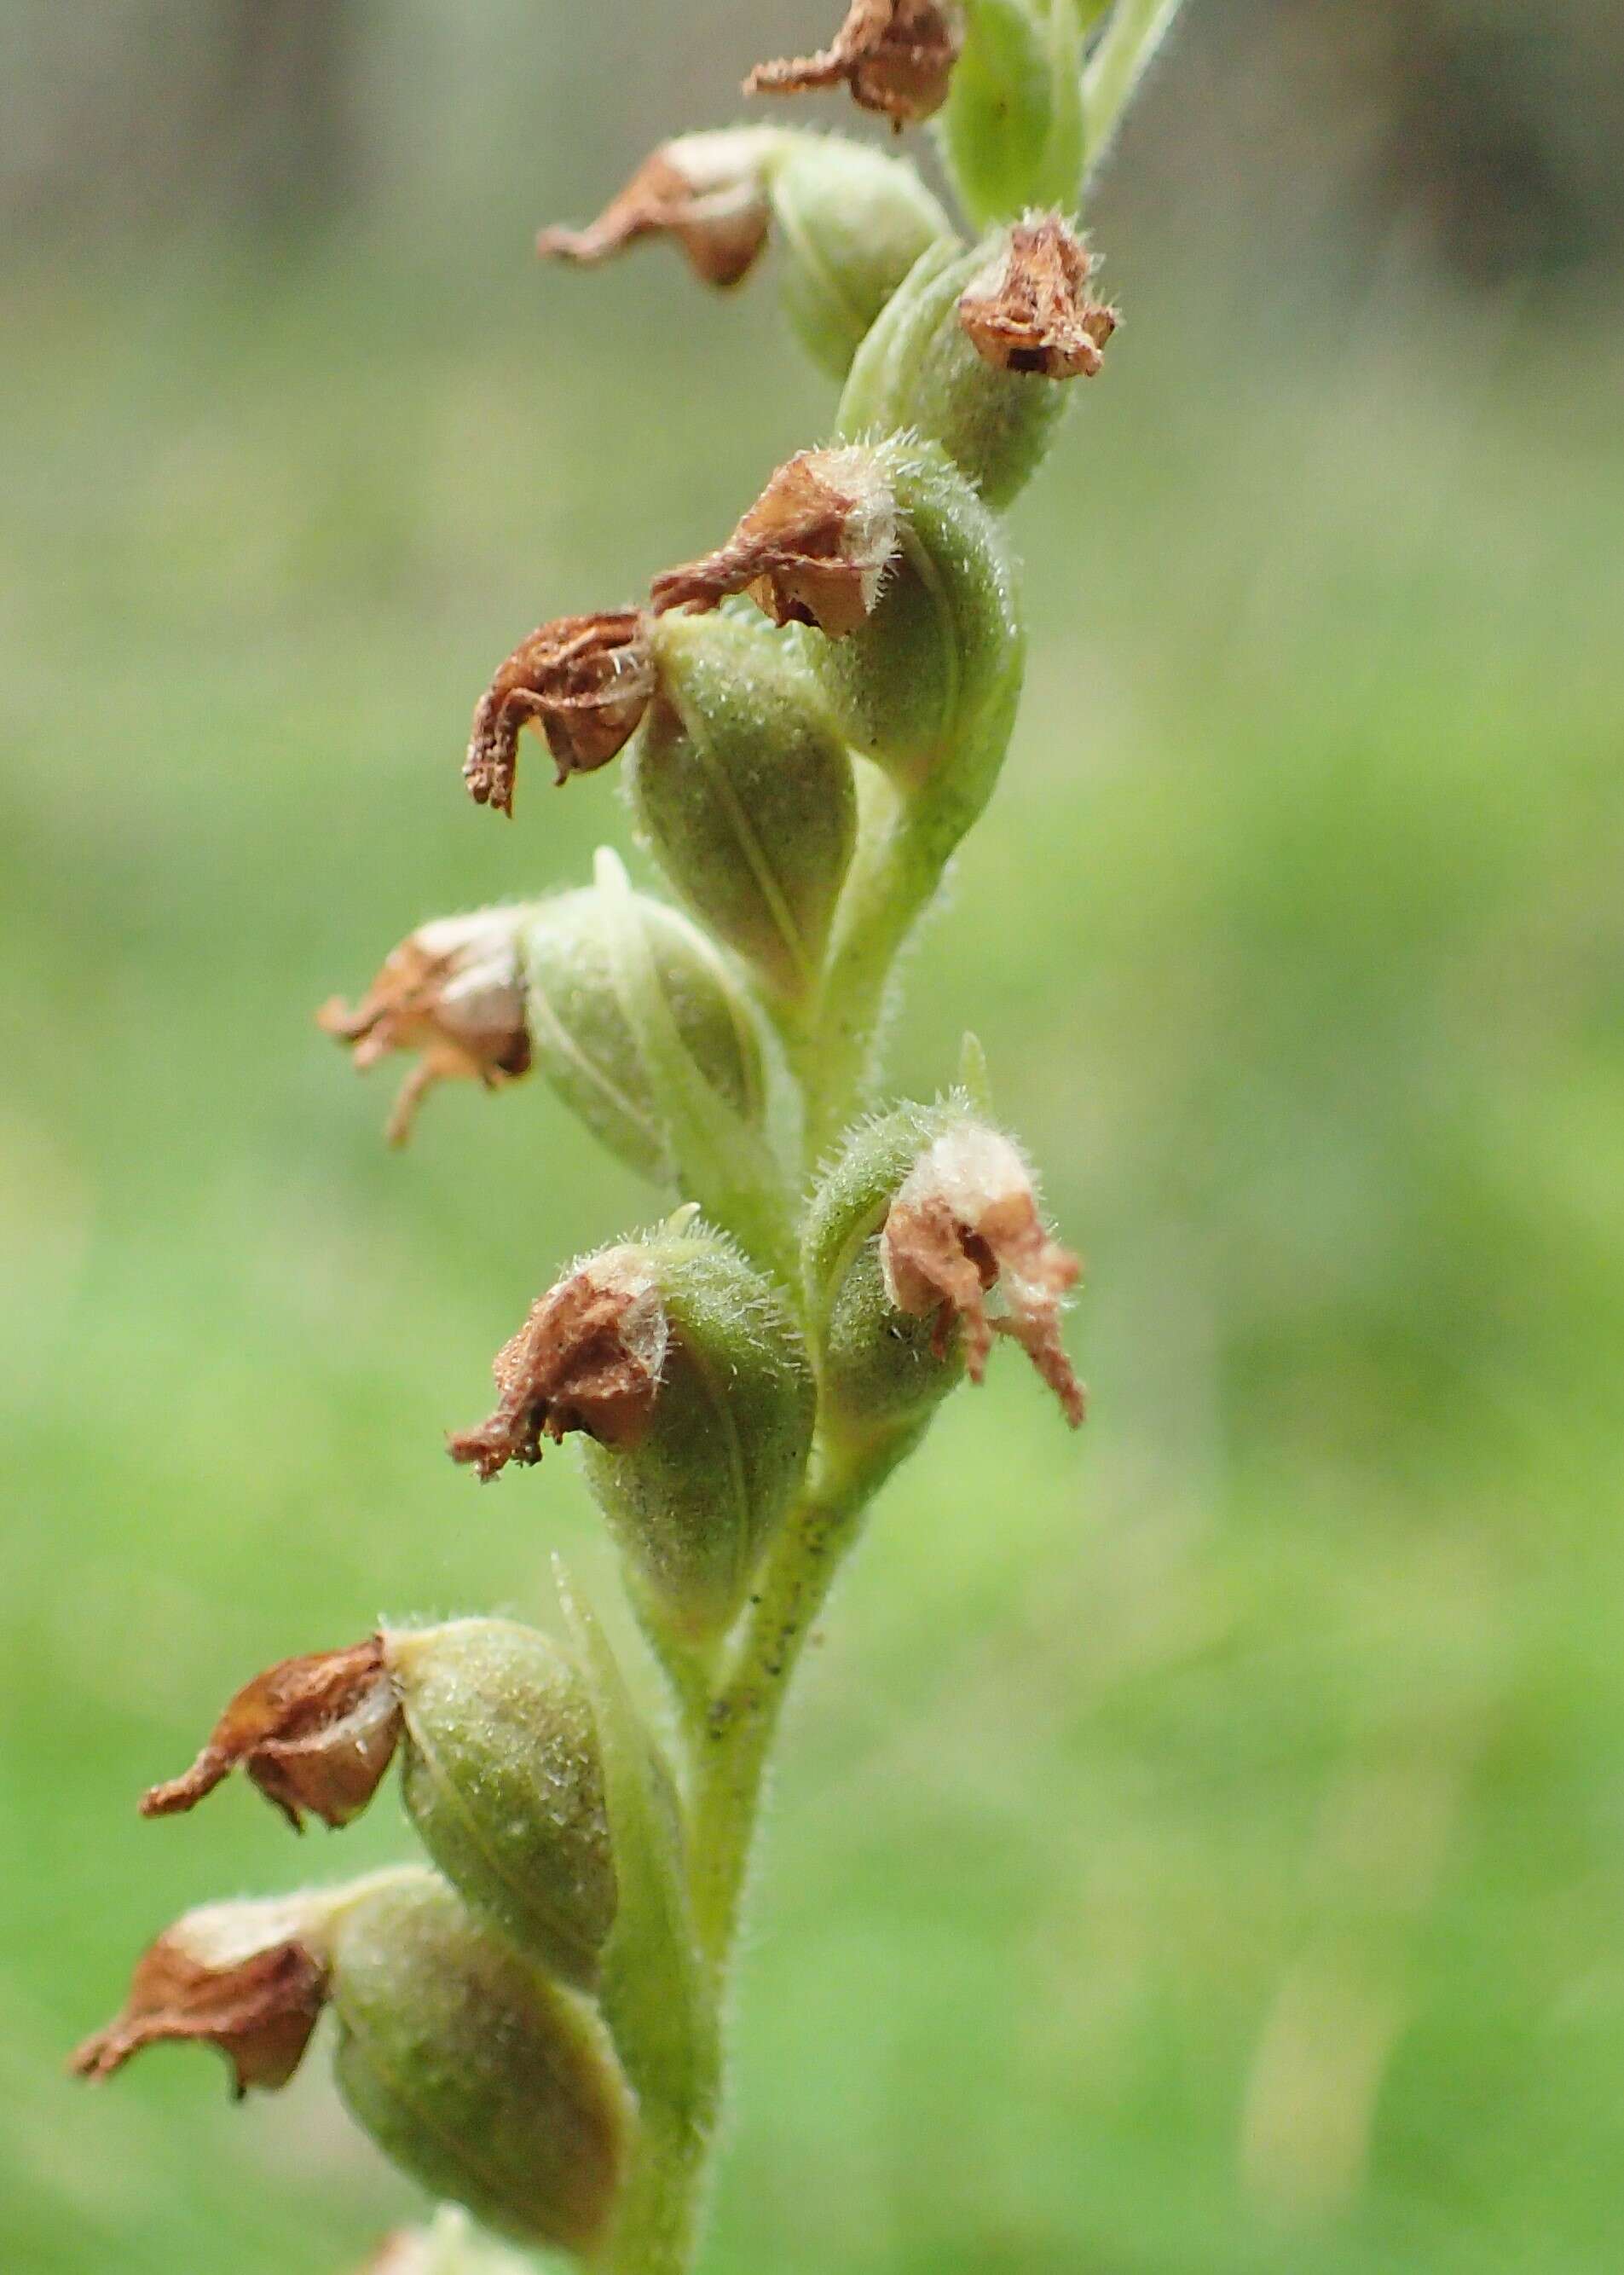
[71,1897,330,2096]
[957,212,1118,378]
[746,0,962,128]
[141,1637,400,1831]
[536,130,782,287]
[650,447,899,638]
[882,1123,1086,1424]
[316,909,532,1144]
[464,612,654,815]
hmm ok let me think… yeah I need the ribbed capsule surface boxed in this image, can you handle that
[522,887,766,1184]
[329,1873,630,2257]
[382,1620,615,1990]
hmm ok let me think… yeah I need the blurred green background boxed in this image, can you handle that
[3,2,1622,2269]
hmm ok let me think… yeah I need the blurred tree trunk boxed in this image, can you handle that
[210,0,352,230]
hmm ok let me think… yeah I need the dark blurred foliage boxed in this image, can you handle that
[3,0,1621,283]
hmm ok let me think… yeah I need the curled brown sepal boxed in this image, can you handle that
[316,909,533,1146]
[448,1250,668,1482]
[69,1897,330,2099]
[957,214,1118,380]
[465,611,654,816]
[650,446,898,640]
[141,1637,402,1832]
[746,0,962,130]
[881,1125,1086,1425]
[537,130,782,289]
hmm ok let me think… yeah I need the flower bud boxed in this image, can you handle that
[382,1619,616,1990]
[72,1891,335,2098]
[627,603,858,1004]
[745,0,963,129]
[318,907,531,1145]
[327,1873,630,2255]
[464,612,654,817]
[806,1102,1085,1437]
[837,213,1114,507]
[808,440,1024,817]
[450,1224,815,1641]
[522,884,766,1186]
[937,0,1085,229]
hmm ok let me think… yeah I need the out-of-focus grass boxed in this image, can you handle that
[2,212,1621,2275]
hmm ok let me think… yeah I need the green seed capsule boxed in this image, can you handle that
[804,1099,968,1440]
[381,1620,615,1993]
[522,886,766,1185]
[838,232,1084,508]
[628,609,857,1005]
[581,1228,815,1639]
[811,441,1025,837]
[330,1872,630,2257]
[766,135,953,378]
[936,0,1086,230]
[449,1223,815,1643]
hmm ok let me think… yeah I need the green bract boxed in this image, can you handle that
[938,0,1086,229]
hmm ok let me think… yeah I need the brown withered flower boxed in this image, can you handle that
[141,1637,401,1832]
[71,1897,331,2098]
[650,447,899,640]
[465,611,654,817]
[317,909,533,1146]
[957,214,1118,379]
[746,0,962,130]
[536,130,783,289]
[881,1125,1086,1425]
[448,1252,668,1482]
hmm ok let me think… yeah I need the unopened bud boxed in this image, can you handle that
[71,1891,336,2098]
[328,1873,631,2255]
[746,0,963,130]
[450,1225,815,1641]
[318,908,531,1146]
[382,1619,615,1990]
[838,213,1112,506]
[464,612,654,817]
[141,1636,399,1832]
[537,129,783,287]
[651,446,899,639]
[628,606,858,1004]
[523,884,766,1185]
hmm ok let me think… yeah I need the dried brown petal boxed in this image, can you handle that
[957,214,1118,379]
[317,911,533,1146]
[747,0,962,129]
[448,1253,668,1482]
[71,1900,330,2098]
[141,1637,401,1832]
[881,1126,1085,1424]
[537,131,781,289]
[650,447,898,640]
[465,611,654,817]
